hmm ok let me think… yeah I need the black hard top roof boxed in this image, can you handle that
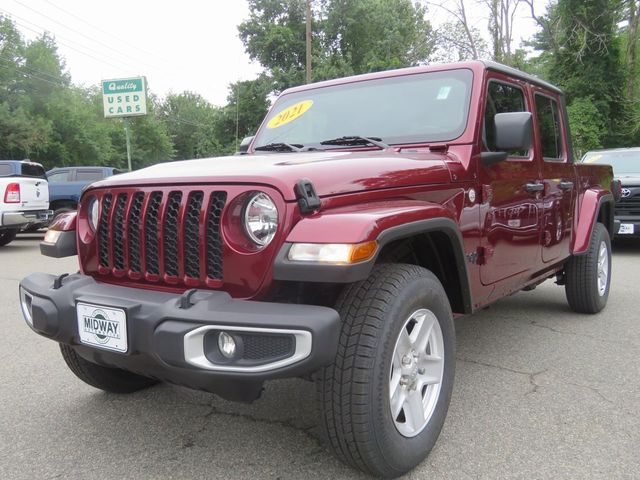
[482,60,563,95]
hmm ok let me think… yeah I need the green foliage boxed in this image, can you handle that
[566,97,607,158]
[529,0,634,154]
[239,0,434,93]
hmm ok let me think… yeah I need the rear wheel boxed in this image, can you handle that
[0,228,19,247]
[60,344,158,393]
[316,264,455,478]
[565,222,611,313]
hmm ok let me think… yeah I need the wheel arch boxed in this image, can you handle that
[572,190,614,255]
[274,214,472,315]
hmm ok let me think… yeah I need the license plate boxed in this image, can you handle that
[77,302,128,353]
[618,223,634,235]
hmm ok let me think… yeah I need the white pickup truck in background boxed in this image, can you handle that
[0,160,52,247]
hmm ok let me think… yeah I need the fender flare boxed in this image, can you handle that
[273,216,472,313]
[572,190,614,255]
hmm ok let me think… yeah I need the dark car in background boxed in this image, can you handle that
[47,166,122,219]
[582,147,640,236]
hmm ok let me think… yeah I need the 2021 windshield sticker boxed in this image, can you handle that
[267,100,313,129]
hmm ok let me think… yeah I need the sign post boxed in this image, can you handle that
[101,76,147,171]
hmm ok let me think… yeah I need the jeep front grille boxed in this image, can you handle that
[96,189,227,286]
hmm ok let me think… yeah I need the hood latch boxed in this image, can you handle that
[295,178,321,214]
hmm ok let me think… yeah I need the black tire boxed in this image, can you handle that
[0,228,19,247]
[60,344,158,393]
[565,222,611,314]
[316,264,455,478]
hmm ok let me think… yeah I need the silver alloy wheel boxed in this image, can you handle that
[597,240,609,296]
[389,308,445,438]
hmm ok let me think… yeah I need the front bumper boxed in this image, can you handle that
[1,209,52,228]
[19,273,340,399]
[614,218,640,236]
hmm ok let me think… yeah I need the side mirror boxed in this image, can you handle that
[494,112,532,152]
[237,135,254,155]
[481,112,533,167]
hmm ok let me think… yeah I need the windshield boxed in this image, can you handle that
[582,150,640,175]
[254,69,473,149]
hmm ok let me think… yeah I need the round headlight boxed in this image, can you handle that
[87,197,100,231]
[243,192,278,246]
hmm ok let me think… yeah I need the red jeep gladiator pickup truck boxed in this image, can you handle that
[20,61,616,478]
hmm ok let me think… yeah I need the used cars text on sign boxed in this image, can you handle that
[102,77,147,118]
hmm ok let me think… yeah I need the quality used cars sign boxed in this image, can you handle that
[102,76,147,118]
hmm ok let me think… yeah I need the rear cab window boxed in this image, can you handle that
[534,94,566,162]
[20,163,47,179]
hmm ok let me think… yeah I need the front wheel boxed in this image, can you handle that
[316,264,455,478]
[565,222,611,313]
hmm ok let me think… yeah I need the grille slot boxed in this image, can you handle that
[163,192,182,277]
[184,191,204,278]
[127,192,144,273]
[94,188,227,286]
[145,192,163,275]
[113,194,127,270]
[98,194,112,267]
[206,192,227,280]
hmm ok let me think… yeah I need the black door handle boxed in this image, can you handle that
[559,180,574,190]
[525,182,544,193]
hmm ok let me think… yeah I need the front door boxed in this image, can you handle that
[479,76,543,285]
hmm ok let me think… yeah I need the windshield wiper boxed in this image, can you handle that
[254,142,303,152]
[320,135,390,150]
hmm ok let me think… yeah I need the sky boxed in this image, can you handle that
[2,0,545,107]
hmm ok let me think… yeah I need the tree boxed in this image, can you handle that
[528,0,627,153]
[239,0,435,93]
[159,91,220,160]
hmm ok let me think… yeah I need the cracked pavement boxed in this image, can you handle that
[1,234,639,479]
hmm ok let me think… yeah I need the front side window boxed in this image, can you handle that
[535,94,564,161]
[483,81,528,157]
[47,171,69,183]
[254,69,474,148]
[75,170,105,182]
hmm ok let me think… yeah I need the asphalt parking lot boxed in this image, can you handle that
[1,234,639,480]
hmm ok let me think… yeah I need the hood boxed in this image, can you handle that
[616,174,640,187]
[91,150,452,201]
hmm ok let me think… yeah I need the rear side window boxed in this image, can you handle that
[0,164,12,176]
[484,81,528,157]
[20,163,46,178]
[75,170,105,182]
[535,94,564,161]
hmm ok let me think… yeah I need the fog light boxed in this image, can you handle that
[19,287,33,326]
[218,332,236,358]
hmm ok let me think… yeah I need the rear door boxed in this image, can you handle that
[532,91,576,263]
